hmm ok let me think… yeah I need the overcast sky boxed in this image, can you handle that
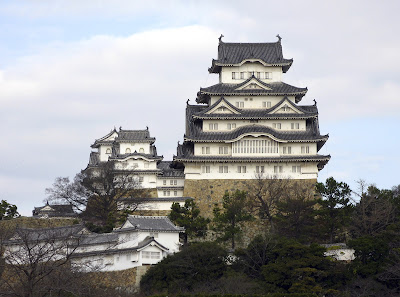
[1,0,399,215]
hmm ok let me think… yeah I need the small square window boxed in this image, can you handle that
[273,123,281,129]
[237,166,246,173]
[256,166,264,173]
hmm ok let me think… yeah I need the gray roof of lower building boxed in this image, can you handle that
[79,233,118,246]
[125,215,184,232]
[7,225,87,244]
[71,236,169,258]
[33,204,76,218]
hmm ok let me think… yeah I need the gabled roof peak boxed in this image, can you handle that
[210,37,293,73]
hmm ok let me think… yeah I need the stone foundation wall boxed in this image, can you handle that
[85,266,150,292]
[184,178,317,247]
[183,179,317,218]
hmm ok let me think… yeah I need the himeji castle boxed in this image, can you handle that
[87,35,330,216]
[176,36,330,180]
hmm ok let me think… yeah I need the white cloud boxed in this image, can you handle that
[0,25,221,214]
[1,0,400,215]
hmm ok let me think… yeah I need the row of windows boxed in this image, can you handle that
[208,123,237,130]
[125,148,145,154]
[142,251,161,259]
[232,72,272,80]
[121,162,150,168]
[105,148,145,154]
[202,165,302,174]
[273,123,301,130]
[202,145,311,155]
[207,122,300,131]
[127,176,144,182]
[273,165,300,173]
[202,146,229,154]
[232,139,279,154]
[235,101,290,110]
[163,190,178,196]
[162,180,178,185]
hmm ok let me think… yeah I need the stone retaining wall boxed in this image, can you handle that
[184,178,317,247]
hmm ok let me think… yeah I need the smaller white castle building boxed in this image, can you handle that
[4,216,184,272]
[89,127,186,201]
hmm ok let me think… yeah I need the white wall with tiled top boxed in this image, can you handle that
[219,62,282,83]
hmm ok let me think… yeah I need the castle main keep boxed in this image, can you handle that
[88,36,330,216]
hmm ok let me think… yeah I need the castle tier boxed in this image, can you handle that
[88,127,186,201]
[174,37,330,180]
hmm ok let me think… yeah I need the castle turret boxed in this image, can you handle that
[175,36,330,183]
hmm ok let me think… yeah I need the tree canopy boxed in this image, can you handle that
[0,200,19,220]
[213,190,253,249]
[169,199,210,244]
[140,242,228,295]
[316,177,353,243]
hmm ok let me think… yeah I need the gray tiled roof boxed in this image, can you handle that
[185,124,328,143]
[7,225,87,243]
[71,237,169,258]
[136,236,169,250]
[209,41,293,73]
[193,97,318,120]
[109,152,163,161]
[115,129,155,143]
[88,152,100,167]
[33,204,76,218]
[197,77,307,104]
[157,161,185,178]
[79,233,118,246]
[126,215,184,232]
[91,128,155,148]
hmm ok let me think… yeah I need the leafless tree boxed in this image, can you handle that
[46,161,149,226]
[245,174,316,233]
[0,225,88,296]
[350,180,397,237]
[245,173,292,232]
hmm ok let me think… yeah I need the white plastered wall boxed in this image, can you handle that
[99,145,113,162]
[220,63,282,83]
[202,119,306,132]
[119,142,151,154]
[209,95,296,107]
[184,161,319,180]
[115,158,158,170]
